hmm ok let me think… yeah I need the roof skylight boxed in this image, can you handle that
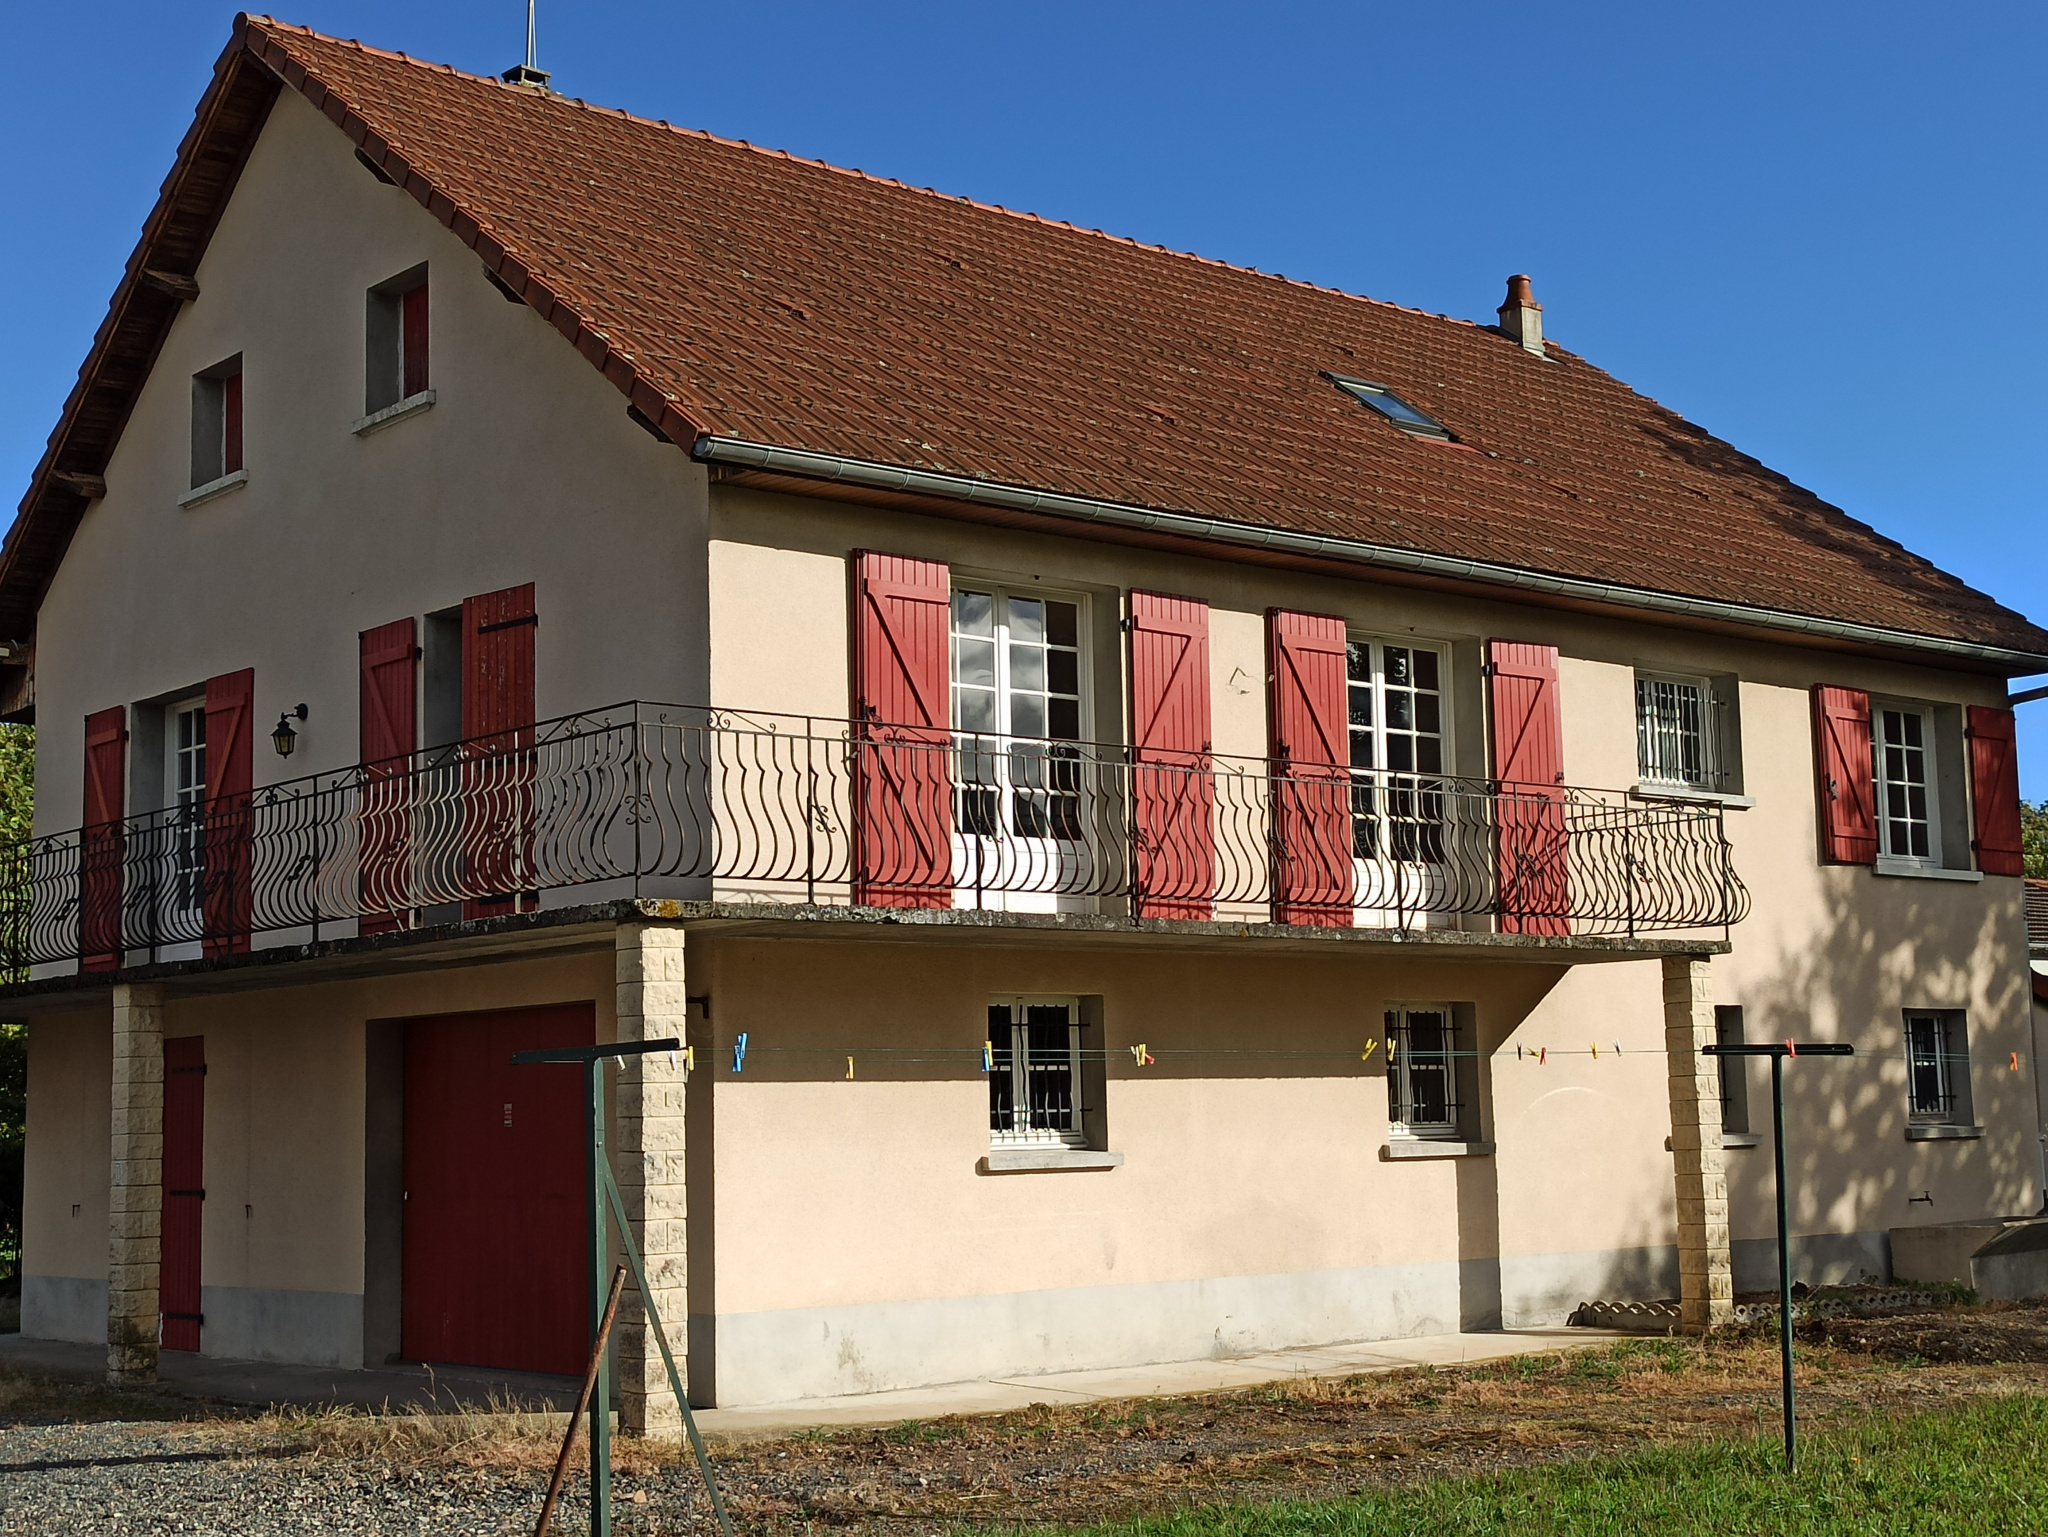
[1324,373,1452,440]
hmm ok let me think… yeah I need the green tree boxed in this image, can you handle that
[2026,799,2048,881]
[0,725,29,1280]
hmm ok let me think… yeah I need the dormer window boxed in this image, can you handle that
[1324,373,1452,440]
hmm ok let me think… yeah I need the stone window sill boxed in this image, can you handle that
[1906,1123,1985,1142]
[176,469,248,509]
[1721,1132,1762,1149]
[352,389,437,437]
[979,1148,1124,1174]
[1631,783,1755,810]
[1381,1140,1494,1160]
[1874,858,1983,883]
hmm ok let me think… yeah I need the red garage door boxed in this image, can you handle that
[401,1003,592,1375]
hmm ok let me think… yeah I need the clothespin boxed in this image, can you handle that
[732,1032,748,1074]
[1538,1046,1547,1065]
[1131,1043,1155,1066]
[2013,1052,2022,1073]
[1361,1039,1379,1062]
[846,1056,855,1080]
[1590,1042,1598,1060]
[685,1045,695,1073]
[1516,1044,1524,1061]
[1786,1039,1798,1057]
[982,1040,995,1073]
[1613,1041,1623,1057]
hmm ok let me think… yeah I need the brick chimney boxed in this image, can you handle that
[1498,274,1545,357]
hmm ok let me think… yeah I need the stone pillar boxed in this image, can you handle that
[1663,954,1733,1334]
[614,922,689,1436]
[108,983,166,1384]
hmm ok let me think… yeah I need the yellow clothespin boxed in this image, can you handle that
[1590,1041,1598,1060]
[982,1040,995,1073]
[846,1055,855,1080]
[684,1045,696,1072]
[1361,1039,1379,1062]
[1131,1043,1155,1066]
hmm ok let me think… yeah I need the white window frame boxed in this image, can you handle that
[1904,1009,1969,1125]
[1347,637,1454,926]
[167,696,207,918]
[1385,1002,1462,1140]
[1873,702,1941,868]
[1634,671,1724,791]
[988,995,1087,1148]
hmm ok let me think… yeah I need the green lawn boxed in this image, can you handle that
[1060,1395,2048,1537]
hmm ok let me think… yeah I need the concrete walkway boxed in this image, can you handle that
[2,1326,1624,1437]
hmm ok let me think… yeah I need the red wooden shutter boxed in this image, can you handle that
[1130,591,1215,920]
[360,618,418,934]
[1488,640,1568,935]
[1268,609,1352,927]
[222,370,243,476]
[1811,685,1877,866]
[462,585,537,919]
[851,551,953,907]
[161,1035,206,1352]
[1967,705,2025,876]
[81,705,127,972]
[202,669,254,957]
[402,283,430,399]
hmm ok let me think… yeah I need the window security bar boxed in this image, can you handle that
[0,700,1751,973]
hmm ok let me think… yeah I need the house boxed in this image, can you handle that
[6,17,2044,1423]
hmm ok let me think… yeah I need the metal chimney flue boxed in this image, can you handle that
[503,0,552,88]
[1498,274,1546,357]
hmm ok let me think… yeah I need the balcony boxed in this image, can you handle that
[0,701,1749,975]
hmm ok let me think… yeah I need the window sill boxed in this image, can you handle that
[1631,783,1755,810]
[1874,858,1983,883]
[1721,1132,1762,1149]
[1381,1140,1493,1160]
[1906,1123,1985,1142]
[352,389,437,437]
[176,469,248,509]
[979,1148,1124,1174]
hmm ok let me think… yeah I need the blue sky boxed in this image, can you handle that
[3,3,2043,786]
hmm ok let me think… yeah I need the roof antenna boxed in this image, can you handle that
[502,0,552,88]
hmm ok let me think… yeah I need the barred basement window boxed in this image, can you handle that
[1715,1005,1750,1135]
[1905,1010,1971,1124]
[1635,672,1727,791]
[988,996,1088,1147]
[1386,1004,1461,1139]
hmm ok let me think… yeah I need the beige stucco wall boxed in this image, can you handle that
[32,85,710,838]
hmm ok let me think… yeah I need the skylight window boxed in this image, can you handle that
[1324,373,1452,440]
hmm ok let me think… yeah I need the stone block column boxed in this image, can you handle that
[614,922,689,1436]
[108,983,166,1384]
[1663,954,1733,1333]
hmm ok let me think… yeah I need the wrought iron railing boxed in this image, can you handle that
[0,701,1749,974]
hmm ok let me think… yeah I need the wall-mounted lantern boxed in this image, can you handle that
[272,703,309,758]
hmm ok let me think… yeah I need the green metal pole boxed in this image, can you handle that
[588,1058,613,1536]
[1772,1050,1794,1474]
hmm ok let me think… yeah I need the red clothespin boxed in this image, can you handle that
[2013,1052,2022,1073]
[1538,1046,1547,1065]
[1786,1039,1798,1057]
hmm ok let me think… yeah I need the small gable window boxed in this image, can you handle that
[365,263,430,417]
[1324,373,1452,440]
[190,354,243,489]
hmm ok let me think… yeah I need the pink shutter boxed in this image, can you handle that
[1812,686,1877,865]
[1968,705,2024,877]
[402,282,430,399]
[222,370,243,476]
[852,550,953,907]
[1130,591,1214,920]
[81,705,127,972]
[462,585,537,920]
[360,618,418,934]
[1268,609,1352,926]
[1489,640,1567,935]
[161,1035,206,1352]
[202,669,254,957]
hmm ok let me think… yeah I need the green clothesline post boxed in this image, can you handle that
[1702,1039,1853,1473]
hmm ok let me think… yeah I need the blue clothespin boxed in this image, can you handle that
[732,1032,749,1074]
[981,1040,994,1073]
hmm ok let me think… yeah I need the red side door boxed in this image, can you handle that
[1268,609,1353,927]
[81,706,127,972]
[1488,640,1568,935]
[851,551,953,907]
[461,585,537,920]
[1130,591,1214,920]
[162,1035,206,1352]
[401,1003,591,1376]
[1967,705,2024,876]
[360,619,418,934]
[202,670,254,957]
[1812,686,1877,866]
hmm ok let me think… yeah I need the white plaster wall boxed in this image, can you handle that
[33,86,710,836]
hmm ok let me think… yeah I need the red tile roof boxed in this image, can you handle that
[8,16,2047,668]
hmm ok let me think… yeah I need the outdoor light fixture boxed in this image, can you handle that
[272,703,308,758]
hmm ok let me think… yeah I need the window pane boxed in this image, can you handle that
[956,690,997,733]
[956,637,996,689]
[1413,650,1439,691]
[1010,695,1045,738]
[954,590,993,637]
[1008,599,1044,644]
[1347,642,1372,683]
[1048,698,1080,740]
[1045,602,1078,648]
[1047,649,1078,695]
[1009,644,1044,692]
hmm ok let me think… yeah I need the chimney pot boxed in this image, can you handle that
[1498,274,1546,357]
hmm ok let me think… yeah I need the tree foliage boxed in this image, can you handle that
[0,725,28,1278]
[2025,799,2048,882]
